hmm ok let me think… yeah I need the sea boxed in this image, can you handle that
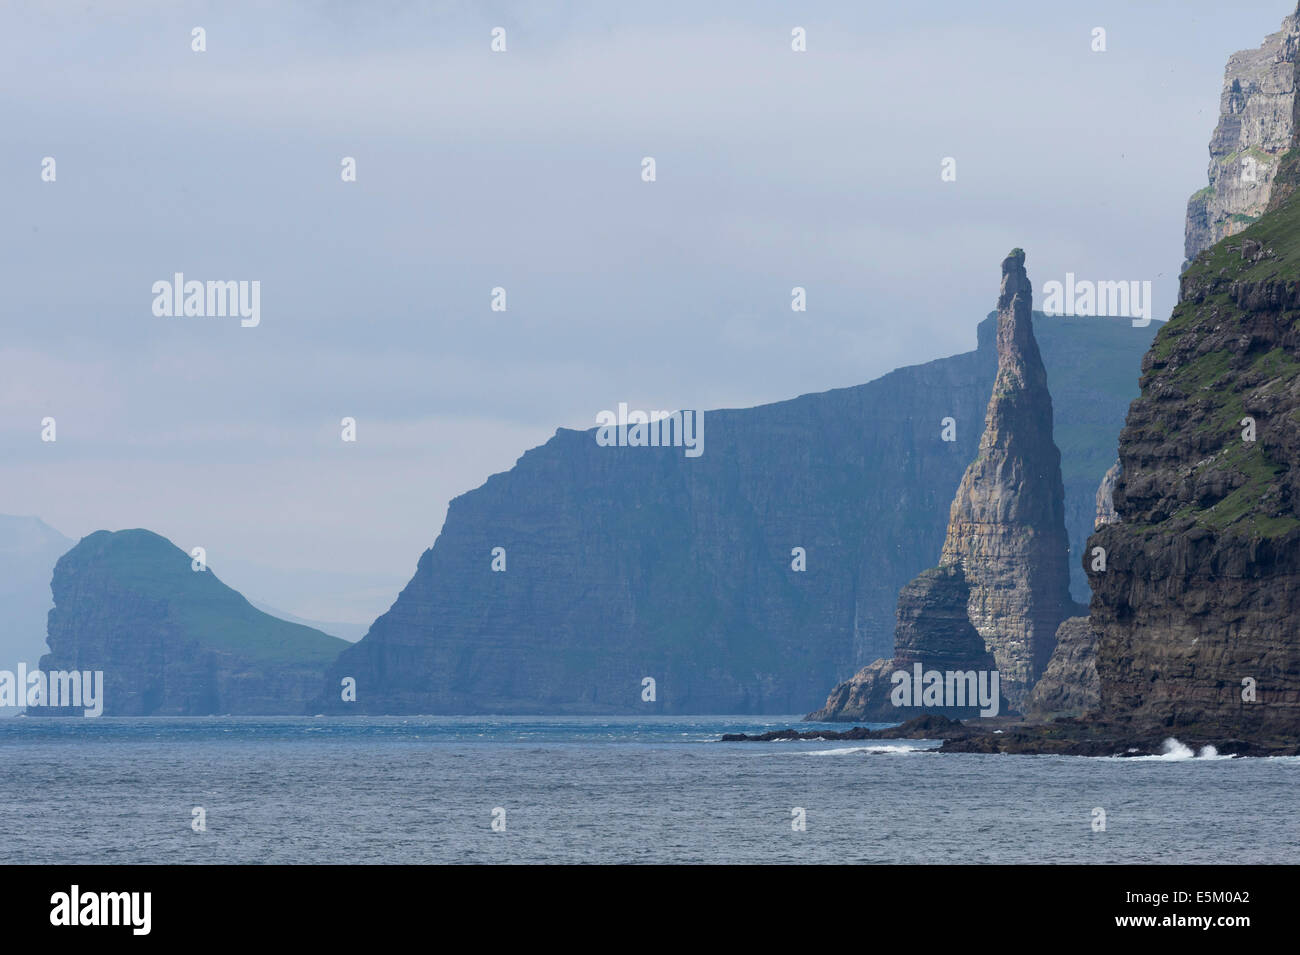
[1,716,1295,864]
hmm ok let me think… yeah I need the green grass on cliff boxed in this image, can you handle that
[1181,151,1300,288]
[1200,440,1291,532]
[1154,173,1300,539]
[64,529,348,665]
[1218,145,1275,169]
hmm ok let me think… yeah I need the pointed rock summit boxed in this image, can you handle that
[940,249,1077,704]
[809,250,1078,721]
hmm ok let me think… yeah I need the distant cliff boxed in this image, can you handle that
[320,304,1153,716]
[0,515,72,677]
[1184,4,1300,267]
[38,530,347,715]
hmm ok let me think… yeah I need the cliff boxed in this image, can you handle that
[810,251,1080,721]
[1006,8,1300,742]
[1023,461,1120,721]
[1088,133,1300,736]
[1183,4,1300,267]
[38,529,348,715]
[1021,617,1100,720]
[1095,460,1121,529]
[318,302,1152,715]
[0,515,72,679]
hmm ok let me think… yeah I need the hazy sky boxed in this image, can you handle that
[1,0,1292,624]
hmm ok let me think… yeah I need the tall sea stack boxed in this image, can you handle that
[809,250,1078,720]
[938,249,1077,702]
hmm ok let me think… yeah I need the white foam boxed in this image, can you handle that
[803,743,927,756]
[1162,737,1195,759]
[1126,737,1235,760]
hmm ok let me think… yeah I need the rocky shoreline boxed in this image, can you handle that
[720,714,1300,757]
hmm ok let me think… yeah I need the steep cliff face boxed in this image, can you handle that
[1023,462,1120,722]
[1089,153,1300,736]
[39,529,347,715]
[1046,323,1161,602]
[323,313,1149,716]
[1022,617,1100,720]
[810,251,1081,721]
[320,305,1151,716]
[1184,4,1300,266]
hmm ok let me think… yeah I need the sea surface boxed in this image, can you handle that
[0,716,1295,864]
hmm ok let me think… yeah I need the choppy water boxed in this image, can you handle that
[0,716,1295,863]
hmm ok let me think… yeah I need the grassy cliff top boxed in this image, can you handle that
[57,529,349,665]
[1139,162,1300,539]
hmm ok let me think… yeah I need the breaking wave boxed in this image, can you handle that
[1127,738,1232,760]
[803,743,931,756]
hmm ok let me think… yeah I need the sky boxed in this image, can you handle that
[1,0,1293,625]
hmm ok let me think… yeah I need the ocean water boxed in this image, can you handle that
[1,716,1295,864]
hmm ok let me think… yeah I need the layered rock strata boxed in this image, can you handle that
[1095,460,1121,529]
[810,251,1079,721]
[1021,616,1100,720]
[1089,193,1300,735]
[320,301,1151,715]
[38,529,347,715]
[1183,4,1300,266]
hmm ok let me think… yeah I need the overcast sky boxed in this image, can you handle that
[1,0,1292,624]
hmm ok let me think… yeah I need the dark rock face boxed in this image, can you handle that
[723,714,974,742]
[38,530,347,716]
[319,307,1152,715]
[805,567,996,721]
[811,251,1079,721]
[722,714,1299,756]
[936,723,1299,757]
[1023,456,1118,723]
[1022,617,1100,720]
[1088,143,1300,737]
